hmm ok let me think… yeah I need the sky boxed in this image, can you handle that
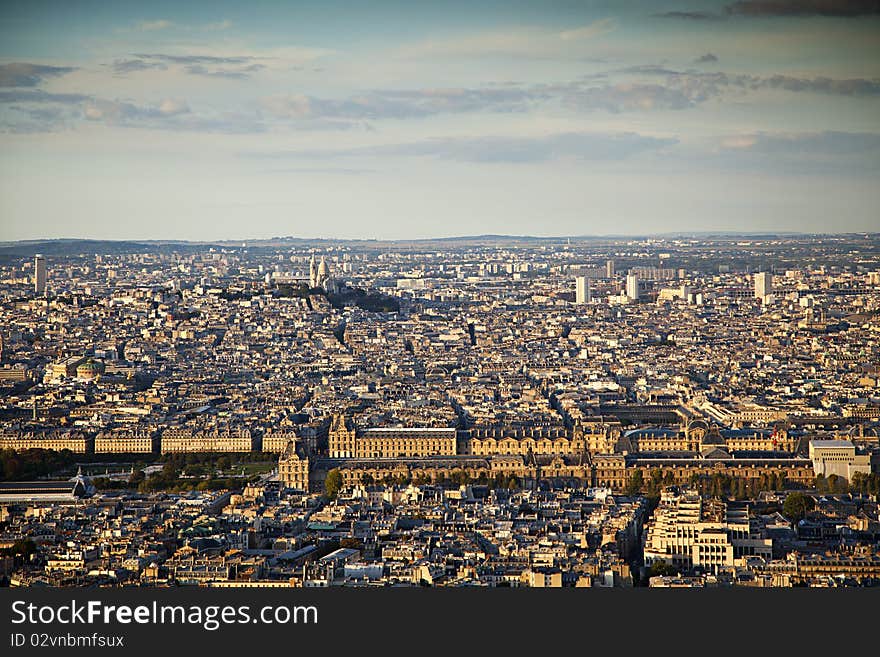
[0,0,879,241]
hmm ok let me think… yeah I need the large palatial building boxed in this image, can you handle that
[283,413,822,494]
[328,414,457,458]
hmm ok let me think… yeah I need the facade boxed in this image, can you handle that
[809,439,872,481]
[755,271,772,299]
[34,254,46,295]
[278,440,310,491]
[94,430,157,453]
[328,415,456,458]
[643,489,772,574]
[466,426,584,456]
[160,428,254,453]
[593,453,815,492]
[575,276,590,304]
[0,431,91,453]
[262,430,300,454]
[626,274,639,301]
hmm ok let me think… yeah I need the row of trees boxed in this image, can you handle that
[818,472,880,496]
[0,448,80,481]
[624,469,793,500]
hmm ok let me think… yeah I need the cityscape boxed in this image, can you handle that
[1,0,880,598]
[0,233,879,588]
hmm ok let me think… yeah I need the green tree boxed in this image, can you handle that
[851,472,866,494]
[624,470,644,495]
[324,468,343,499]
[649,561,678,577]
[782,492,815,524]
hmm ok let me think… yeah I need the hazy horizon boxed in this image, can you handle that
[2,0,879,241]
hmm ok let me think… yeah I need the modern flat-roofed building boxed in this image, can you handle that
[809,439,872,481]
[575,276,590,304]
[643,489,772,575]
[755,271,772,299]
[34,254,47,295]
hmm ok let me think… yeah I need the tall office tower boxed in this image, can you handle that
[754,272,772,299]
[606,259,615,278]
[34,254,47,295]
[626,274,639,301]
[575,276,591,304]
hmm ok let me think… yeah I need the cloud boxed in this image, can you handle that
[695,53,719,63]
[184,63,265,79]
[654,11,721,19]
[203,20,233,31]
[261,87,544,121]
[111,59,168,74]
[707,130,880,174]
[559,18,616,41]
[563,83,696,112]
[248,132,678,164]
[128,53,265,79]
[725,0,880,17]
[158,98,190,115]
[721,130,880,154]
[136,20,174,31]
[0,89,91,104]
[759,74,880,95]
[658,1,880,20]
[721,135,759,149]
[608,66,880,100]
[0,63,77,87]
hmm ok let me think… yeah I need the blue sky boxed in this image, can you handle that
[1,0,879,240]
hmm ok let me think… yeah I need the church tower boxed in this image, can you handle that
[309,254,318,288]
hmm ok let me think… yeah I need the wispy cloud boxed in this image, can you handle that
[245,132,678,164]
[607,66,880,100]
[203,20,233,31]
[559,18,616,41]
[113,53,265,79]
[658,0,880,20]
[720,130,880,154]
[261,87,544,121]
[136,19,174,31]
[654,11,721,19]
[726,0,880,17]
[0,63,77,87]
[110,59,168,75]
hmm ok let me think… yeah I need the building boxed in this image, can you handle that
[309,254,339,292]
[643,489,772,575]
[809,439,872,481]
[626,274,639,301]
[160,428,254,453]
[755,272,772,299]
[329,415,458,459]
[0,469,94,503]
[94,430,158,454]
[575,276,591,304]
[278,439,310,491]
[605,259,615,278]
[0,430,92,453]
[34,254,47,295]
